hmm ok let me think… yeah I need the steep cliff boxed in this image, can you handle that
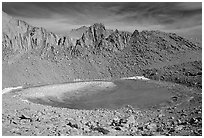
[2,12,74,62]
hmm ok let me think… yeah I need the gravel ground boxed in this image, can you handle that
[2,81,202,136]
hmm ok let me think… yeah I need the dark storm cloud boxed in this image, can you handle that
[2,2,202,34]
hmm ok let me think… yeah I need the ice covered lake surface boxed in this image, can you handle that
[18,78,172,110]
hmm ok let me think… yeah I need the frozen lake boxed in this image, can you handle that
[20,78,172,110]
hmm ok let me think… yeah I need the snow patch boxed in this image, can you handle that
[73,79,82,81]
[21,99,29,103]
[2,86,23,94]
[121,76,150,81]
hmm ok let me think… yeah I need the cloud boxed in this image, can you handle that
[2,2,202,34]
[110,2,201,29]
[177,2,202,10]
[2,2,54,18]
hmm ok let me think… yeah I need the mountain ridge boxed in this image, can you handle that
[2,12,202,88]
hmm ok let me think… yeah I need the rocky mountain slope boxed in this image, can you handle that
[2,12,202,88]
[143,60,202,89]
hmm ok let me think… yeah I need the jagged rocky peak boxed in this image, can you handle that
[3,11,31,36]
[2,12,75,61]
[76,23,107,48]
[131,29,140,37]
[73,23,132,53]
[85,23,106,41]
[115,29,119,34]
[80,23,131,46]
[92,23,106,30]
[2,12,35,57]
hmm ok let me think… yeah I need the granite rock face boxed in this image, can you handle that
[2,12,73,61]
[74,23,131,55]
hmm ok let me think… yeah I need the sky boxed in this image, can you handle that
[2,2,202,35]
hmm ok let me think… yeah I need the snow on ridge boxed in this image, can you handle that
[121,76,150,81]
[73,76,150,82]
[2,86,23,94]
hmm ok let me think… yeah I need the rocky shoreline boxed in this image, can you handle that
[2,81,202,136]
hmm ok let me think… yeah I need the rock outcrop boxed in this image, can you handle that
[2,12,74,61]
[73,23,131,55]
